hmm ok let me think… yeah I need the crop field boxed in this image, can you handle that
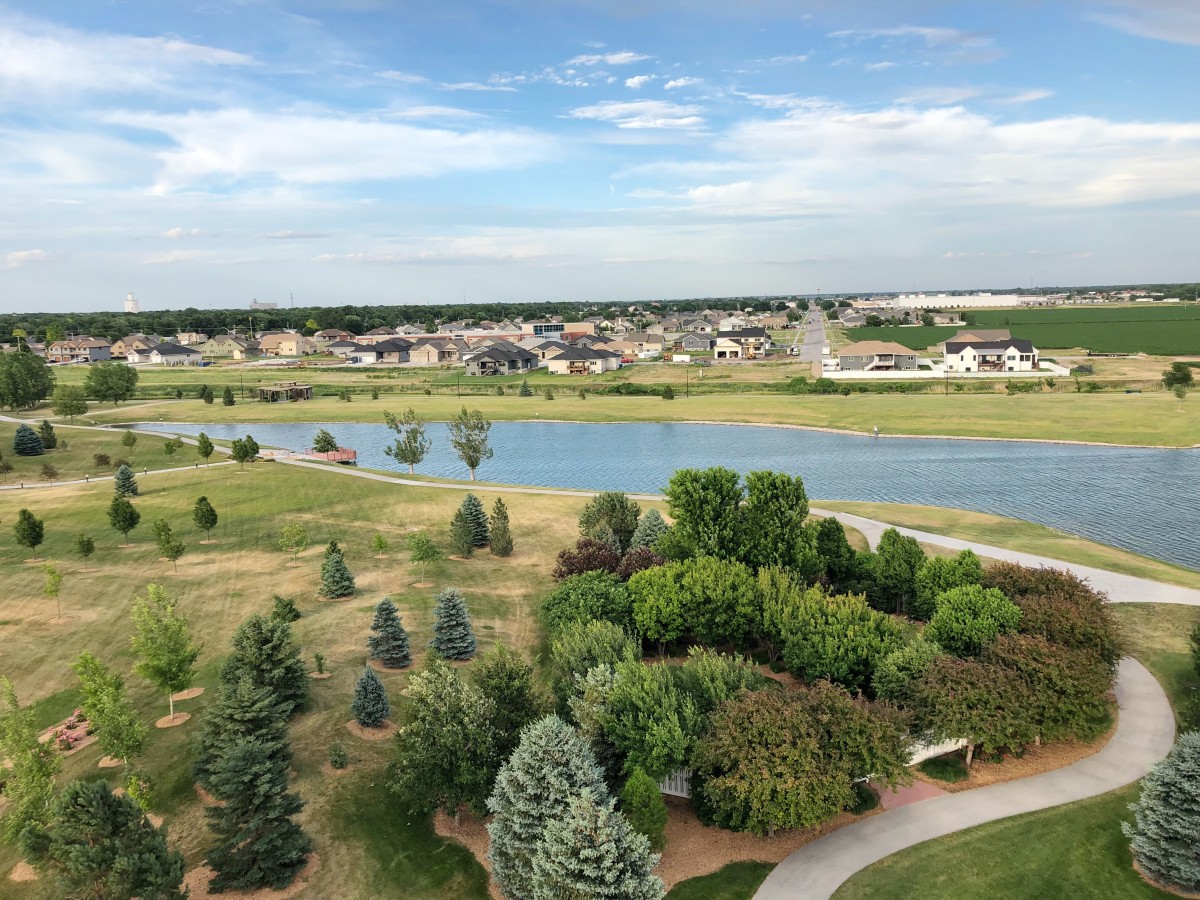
[842,304,1200,354]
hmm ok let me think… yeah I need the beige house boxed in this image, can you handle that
[110,334,157,359]
[46,337,111,363]
[258,332,317,357]
[836,341,919,371]
[545,347,622,375]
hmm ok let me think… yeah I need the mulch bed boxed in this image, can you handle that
[344,719,398,741]
[171,687,205,702]
[309,672,332,680]
[155,713,192,729]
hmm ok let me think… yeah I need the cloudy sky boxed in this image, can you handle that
[1,0,1198,312]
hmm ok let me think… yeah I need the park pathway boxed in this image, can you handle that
[754,658,1175,900]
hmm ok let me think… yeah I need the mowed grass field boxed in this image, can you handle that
[842,304,1200,354]
[832,600,1200,900]
[0,423,209,485]
[0,460,600,899]
[53,388,1200,448]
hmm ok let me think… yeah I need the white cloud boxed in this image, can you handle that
[163,227,202,239]
[1089,0,1200,46]
[102,108,553,190]
[625,75,655,90]
[4,248,50,268]
[865,61,897,71]
[568,51,651,66]
[389,105,484,119]
[830,26,991,49]
[664,77,702,90]
[376,70,429,84]
[376,71,514,92]
[997,89,1054,104]
[896,86,984,105]
[568,100,705,130]
[264,231,331,239]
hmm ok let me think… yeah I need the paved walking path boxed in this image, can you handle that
[754,658,1176,900]
[816,508,1200,607]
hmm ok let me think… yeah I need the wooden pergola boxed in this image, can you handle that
[256,381,313,402]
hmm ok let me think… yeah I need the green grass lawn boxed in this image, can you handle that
[0,423,204,485]
[1110,603,1200,724]
[819,501,1200,589]
[666,862,774,900]
[47,388,1200,447]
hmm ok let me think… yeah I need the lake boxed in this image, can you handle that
[136,421,1200,570]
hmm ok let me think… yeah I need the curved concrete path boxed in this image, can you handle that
[754,657,1176,900]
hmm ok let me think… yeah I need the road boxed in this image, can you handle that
[797,311,828,363]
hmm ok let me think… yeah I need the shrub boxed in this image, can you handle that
[780,590,907,693]
[548,619,638,711]
[541,571,634,633]
[328,742,348,770]
[925,584,1021,658]
[93,452,111,467]
[873,637,944,703]
[850,781,879,814]
[553,537,622,580]
[911,551,985,621]
[619,768,667,851]
[271,595,301,623]
[919,754,969,783]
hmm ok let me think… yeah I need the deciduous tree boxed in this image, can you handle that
[383,408,432,473]
[780,590,906,693]
[193,495,218,540]
[664,467,743,558]
[278,523,310,564]
[448,406,493,480]
[312,428,338,453]
[926,584,1022,658]
[14,507,45,557]
[871,528,926,614]
[196,432,214,465]
[108,495,141,543]
[541,571,633,633]
[0,351,55,410]
[738,470,810,570]
[407,531,443,583]
[552,537,622,580]
[71,652,147,766]
[130,583,200,721]
[85,362,138,405]
[0,677,60,842]
[912,550,985,620]
[74,533,95,570]
[472,643,546,763]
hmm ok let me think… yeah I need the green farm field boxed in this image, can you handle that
[843,304,1200,354]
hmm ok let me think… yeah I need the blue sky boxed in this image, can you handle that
[1,0,1198,312]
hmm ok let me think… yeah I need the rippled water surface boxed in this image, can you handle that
[140,421,1200,569]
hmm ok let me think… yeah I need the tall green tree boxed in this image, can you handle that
[459,493,490,547]
[780,589,907,693]
[448,508,474,558]
[0,677,61,842]
[311,428,338,453]
[619,767,668,851]
[489,497,514,557]
[738,470,810,570]
[1162,361,1195,389]
[911,550,985,620]
[37,419,57,450]
[532,787,664,900]
[368,597,411,669]
[19,780,185,899]
[664,467,743,558]
[389,659,498,821]
[472,643,546,763]
[430,588,477,660]
[448,406,493,480]
[548,619,640,713]
[579,492,641,552]
[222,386,235,406]
[926,584,1022,658]
[85,361,138,406]
[193,676,288,791]
[205,736,312,892]
[193,495,218,540]
[13,508,45,557]
[487,715,609,900]
[230,435,259,469]
[630,508,669,551]
[12,423,43,456]
[71,652,147,766]
[871,528,926,614]
[130,583,200,721]
[51,384,88,420]
[196,432,214,465]
[219,614,309,717]
[1123,731,1200,892]
[383,408,432,473]
[814,517,859,590]
[352,666,390,727]
[108,495,141,543]
[0,351,55,410]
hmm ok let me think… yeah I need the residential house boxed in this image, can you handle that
[677,333,714,354]
[144,343,203,366]
[257,332,317,357]
[838,311,867,328]
[174,331,209,346]
[46,337,112,363]
[199,334,256,358]
[758,314,789,329]
[328,342,377,363]
[409,339,460,366]
[718,315,747,330]
[943,339,1039,373]
[463,346,539,376]
[372,339,413,363]
[681,318,713,333]
[397,325,426,336]
[110,334,158,359]
[313,329,356,346]
[545,346,622,375]
[714,327,771,359]
[622,332,666,357]
[713,337,744,360]
[836,341,920,371]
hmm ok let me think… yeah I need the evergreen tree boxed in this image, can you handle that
[108,495,141,543]
[202,385,214,404]
[430,588,477,660]
[368,597,412,669]
[532,787,664,900]
[472,643,545,763]
[193,496,218,540]
[352,666,390,727]
[630,508,669,551]
[619,767,668,851]
[37,419,57,450]
[489,498,514,557]
[222,386,235,406]
[319,548,356,599]
[1123,731,1200,892]
[219,614,309,717]
[271,594,301,623]
[205,737,312,893]
[13,508,45,556]
[196,432,214,465]
[460,493,490,547]
[519,378,533,397]
[114,464,139,497]
[13,422,43,456]
[19,780,186,900]
[487,715,609,900]
[193,676,288,790]
[449,508,474,558]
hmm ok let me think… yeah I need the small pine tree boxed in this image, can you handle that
[460,493,490,547]
[222,386,235,406]
[430,588,476,660]
[368,597,411,669]
[13,423,44,456]
[218,614,309,717]
[271,594,301,623]
[543,387,554,401]
[532,787,664,899]
[489,498,513,557]
[328,742,348,769]
[1123,731,1200,891]
[319,549,356,599]
[620,767,668,851]
[113,464,138,497]
[662,385,675,400]
[38,419,57,450]
[519,378,533,397]
[630,508,669,550]
[449,508,474,558]
[202,385,214,404]
[205,737,311,892]
[352,666,390,727]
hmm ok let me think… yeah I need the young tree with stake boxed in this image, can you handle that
[193,496,218,541]
[108,496,141,545]
[42,563,63,620]
[130,583,200,722]
[407,532,443,585]
[14,508,45,559]
[74,533,95,570]
[383,408,432,474]
[279,523,310,565]
[448,406,493,480]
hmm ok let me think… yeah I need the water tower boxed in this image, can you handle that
[124,292,139,314]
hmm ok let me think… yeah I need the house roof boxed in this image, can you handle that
[944,339,1036,354]
[372,339,414,352]
[948,328,1011,343]
[552,346,620,361]
[838,340,918,356]
[716,327,768,339]
[153,343,201,356]
[470,346,537,363]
